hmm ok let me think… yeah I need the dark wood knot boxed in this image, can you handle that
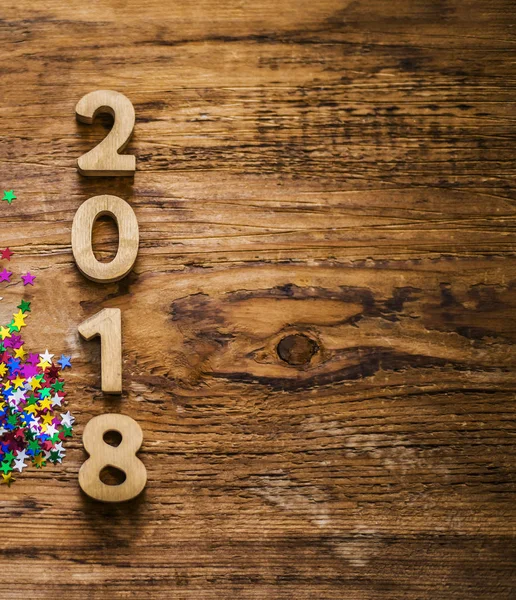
[277,334,319,366]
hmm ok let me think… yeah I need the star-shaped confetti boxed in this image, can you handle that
[0,303,75,485]
[39,349,54,365]
[17,300,30,313]
[2,190,16,204]
[58,355,72,370]
[1,473,14,487]
[1,248,13,261]
[21,272,35,286]
[0,268,12,283]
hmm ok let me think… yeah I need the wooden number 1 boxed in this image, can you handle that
[76,90,136,176]
[78,308,122,394]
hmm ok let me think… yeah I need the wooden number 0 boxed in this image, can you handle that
[71,194,139,283]
[79,414,147,502]
[76,90,136,176]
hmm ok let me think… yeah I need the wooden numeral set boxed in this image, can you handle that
[73,90,146,503]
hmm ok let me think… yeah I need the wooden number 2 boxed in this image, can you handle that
[76,90,136,176]
[79,413,147,502]
[78,308,122,394]
[71,194,139,283]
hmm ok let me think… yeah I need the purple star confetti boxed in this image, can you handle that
[0,268,12,283]
[21,272,36,286]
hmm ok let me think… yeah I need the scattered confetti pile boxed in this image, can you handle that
[0,243,74,486]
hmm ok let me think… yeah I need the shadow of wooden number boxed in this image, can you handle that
[71,194,139,283]
[78,308,122,394]
[79,413,147,502]
[76,90,136,176]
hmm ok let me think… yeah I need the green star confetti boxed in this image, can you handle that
[2,190,16,204]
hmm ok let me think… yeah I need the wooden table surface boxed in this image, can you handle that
[1,1,515,598]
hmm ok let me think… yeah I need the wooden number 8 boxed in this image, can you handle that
[79,414,147,502]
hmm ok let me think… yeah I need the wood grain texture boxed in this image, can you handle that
[0,0,515,598]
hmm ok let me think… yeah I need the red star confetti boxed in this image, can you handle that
[0,248,13,261]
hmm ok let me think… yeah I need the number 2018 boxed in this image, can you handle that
[72,90,145,503]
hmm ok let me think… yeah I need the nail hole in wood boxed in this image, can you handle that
[277,334,319,366]
[99,465,126,486]
[103,429,122,447]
